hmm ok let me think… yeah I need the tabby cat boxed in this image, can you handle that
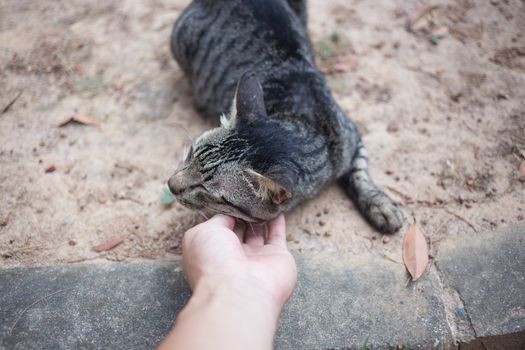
[168,0,403,233]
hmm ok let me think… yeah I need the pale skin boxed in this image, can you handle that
[158,214,297,350]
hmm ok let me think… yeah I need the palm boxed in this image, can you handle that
[182,215,297,306]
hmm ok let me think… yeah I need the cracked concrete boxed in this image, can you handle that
[436,225,525,341]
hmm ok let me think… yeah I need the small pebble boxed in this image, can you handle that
[315,212,322,217]
[323,231,332,237]
[382,236,390,244]
[323,208,329,214]
[466,179,474,186]
[286,234,294,242]
[385,169,395,175]
[68,240,77,246]
[465,203,472,209]
[319,220,326,226]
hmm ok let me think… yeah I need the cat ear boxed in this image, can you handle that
[232,72,266,125]
[244,168,292,205]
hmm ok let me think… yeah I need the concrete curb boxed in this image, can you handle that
[0,225,523,349]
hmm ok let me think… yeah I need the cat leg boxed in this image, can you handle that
[343,141,404,233]
[286,0,308,28]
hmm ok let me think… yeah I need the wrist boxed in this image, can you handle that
[190,273,285,319]
[172,274,281,350]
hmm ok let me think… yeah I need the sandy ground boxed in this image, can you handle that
[1,0,524,268]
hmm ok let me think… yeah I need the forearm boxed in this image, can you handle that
[158,278,282,350]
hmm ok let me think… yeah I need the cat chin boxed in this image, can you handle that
[209,208,266,224]
[176,198,205,211]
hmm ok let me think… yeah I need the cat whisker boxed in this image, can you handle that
[198,211,209,220]
[167,121,195,143]
[181,144,190,162]
[248,222,255,238]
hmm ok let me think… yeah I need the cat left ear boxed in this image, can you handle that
[232,72,267,125]
[244,168,292,205]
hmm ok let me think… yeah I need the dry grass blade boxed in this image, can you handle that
[519,161,525,178]
[2,90,23,114]
[403,224,429,281]
[58,114,102,130]
[10,288,76,334]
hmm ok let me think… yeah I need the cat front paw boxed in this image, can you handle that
[363,192,404,234]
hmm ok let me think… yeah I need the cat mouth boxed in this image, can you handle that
[175,196,264,223]
[218,197,266,224]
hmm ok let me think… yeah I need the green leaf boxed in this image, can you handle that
[160,187,175,206]
[360,335,370,350]
[429,35,443,45]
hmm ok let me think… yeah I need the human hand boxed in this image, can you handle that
[181,214,297,311]
[159,214,296,350]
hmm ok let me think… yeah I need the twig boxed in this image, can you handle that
[384,186,449,208]
[380,252,403,265]
[444,208,478,233]
[404,275,412,287]
[385,186,413,203]
[2,90,23,114]
[10,288,76,334]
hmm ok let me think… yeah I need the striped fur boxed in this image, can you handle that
[168,0,403,232]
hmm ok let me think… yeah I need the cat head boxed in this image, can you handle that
[168,72,297,222]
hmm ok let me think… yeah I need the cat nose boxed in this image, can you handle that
[168,174,185,195]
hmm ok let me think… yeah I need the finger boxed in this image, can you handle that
[267,214,286,247]
[233,220,247,243]
[245,222,264,247]
[202,214,236,230]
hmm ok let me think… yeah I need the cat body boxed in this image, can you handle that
[169,0,403,233]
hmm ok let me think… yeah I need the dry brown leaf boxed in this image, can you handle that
[406,4,439,32]
[403,224,429,281]
[58,114,102,130]
[519,161,525,177]
[93,237,125,252]
[431,25,449,37]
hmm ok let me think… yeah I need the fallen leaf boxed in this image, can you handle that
[333,62,350,72]
[403,224,429,281]
[93,237,125,252]
[519,161,525,177]
[429,26,449,45]
[431,25,449,37]
[45,165,56,173]
[406,4,439,32]
[58,114,102,130]
[160,187,175,206]
[386,121,399,133]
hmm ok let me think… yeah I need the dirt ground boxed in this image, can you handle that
[1,0,524,268]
